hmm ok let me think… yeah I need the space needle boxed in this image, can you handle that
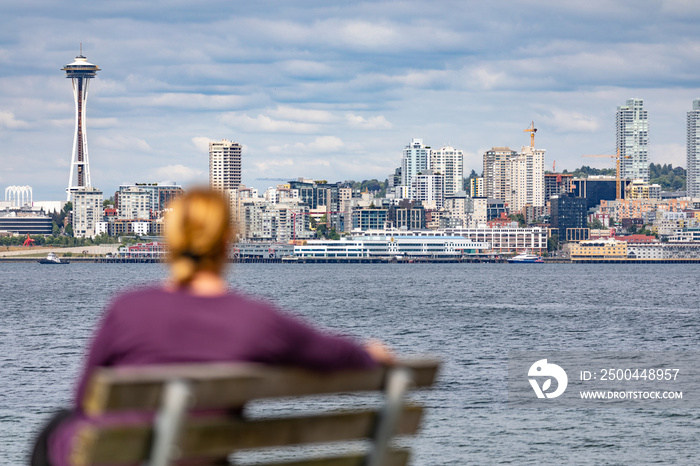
[62,46,100,200]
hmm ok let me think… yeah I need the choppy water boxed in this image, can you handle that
[1,262,699,464]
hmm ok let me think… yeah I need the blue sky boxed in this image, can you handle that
[1,0,700,200]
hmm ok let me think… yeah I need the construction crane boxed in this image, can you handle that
[524,121,537,148]
[581,149,630,200]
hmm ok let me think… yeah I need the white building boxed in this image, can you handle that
[401,138,430,197]
[412,170,444,208]
[430,146,464,196]
[132,221,150,236]
[116,186,151,220]
[443,192,470,228]
[241,198,312,242]
[471,197,488,227]
[509,146,545,211]
[355,226,548,254]
[687,99,700,198]
[209,139,242,191]
[71,187,103,238]
[617,98,650,182]
[294,235,490,259]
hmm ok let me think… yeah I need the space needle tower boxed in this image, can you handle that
[62,47,100,200]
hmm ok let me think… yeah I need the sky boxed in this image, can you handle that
[1,0,700,200]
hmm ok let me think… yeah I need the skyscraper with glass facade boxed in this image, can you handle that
[616,98,649,182]
[687,99,700,198]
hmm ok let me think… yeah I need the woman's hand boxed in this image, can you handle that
[364,339,395,365]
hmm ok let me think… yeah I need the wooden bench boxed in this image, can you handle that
[71,359,440,466]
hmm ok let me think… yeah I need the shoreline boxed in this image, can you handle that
[2,256,700,264]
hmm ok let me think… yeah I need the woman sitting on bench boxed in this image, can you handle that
[36,187,393,466]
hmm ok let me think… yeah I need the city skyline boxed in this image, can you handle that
[1,2,700,200]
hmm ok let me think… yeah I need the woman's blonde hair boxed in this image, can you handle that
[165,188,233,286]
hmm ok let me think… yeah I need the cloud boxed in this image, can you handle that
[652,143,686,168]
[95,135,152,152]
[539,109,600,133]
[221,113,320,133]
[252,158,296,172]
[191,136,216,153]
[0,112,30,129]
[268,106,336,123]
[268,136,345,154]
[346,113,392,130]
[152,164,204,183]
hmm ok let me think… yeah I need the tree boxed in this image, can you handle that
[548,235,559,252]
[52,221,60,237]
[509,213,526,228]
[588,218,604,230]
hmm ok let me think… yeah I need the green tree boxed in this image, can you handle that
[508,213,526,227]
[548,235,559,252]
[588,218,604,229]
[52,221,60,236]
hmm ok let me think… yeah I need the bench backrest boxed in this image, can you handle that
[71,359,440,466]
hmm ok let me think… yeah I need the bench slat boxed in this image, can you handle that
[85,406,423,464]
[250,448,410,466]
[84,359,440,416]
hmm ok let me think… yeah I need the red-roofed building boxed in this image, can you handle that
[613,234,658,244]
[488,212,517,228]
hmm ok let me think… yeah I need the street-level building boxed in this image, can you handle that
[0,211,52,235]
[294,235,490,259]
[352,208,388,231]
[355,227,547,254]
[71,187,103,238]
[570,238,628,261]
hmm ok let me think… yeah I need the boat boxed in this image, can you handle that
[38,252,69,265]
[507,252,544,263]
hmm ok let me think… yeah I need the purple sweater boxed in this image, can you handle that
[49,287,376,465]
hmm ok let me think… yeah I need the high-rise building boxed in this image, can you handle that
[509,146,545,212]
[209,139,242,190]
[411,170,445,208]
[62,51,100,201]
[687,99,700,198]
[616,98,649,182]
[483,147,517,202]
[430,146,464,196]
[401,138,430,197]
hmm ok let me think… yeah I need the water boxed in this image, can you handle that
[1,262,700,464]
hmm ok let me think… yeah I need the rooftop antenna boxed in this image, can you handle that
[79,42,84,57]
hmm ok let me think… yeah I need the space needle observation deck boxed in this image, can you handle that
[62,50,100,201]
